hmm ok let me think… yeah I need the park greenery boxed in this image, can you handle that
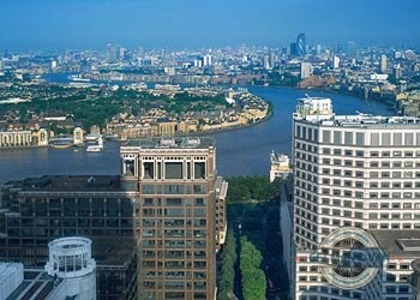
[240,236,266,300]
[0,84,227,130]
[226,176,281,203]
[217,176,287,300]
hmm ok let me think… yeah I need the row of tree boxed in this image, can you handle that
[217,230,236,300]
[240,236,267,300]
[226,176,281,203]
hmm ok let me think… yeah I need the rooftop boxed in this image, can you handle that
[298,114,420,128]
[122,137,215,149]
[4,175,122,192]
[371,230,420,258]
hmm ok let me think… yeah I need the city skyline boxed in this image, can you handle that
[0,0,419,51]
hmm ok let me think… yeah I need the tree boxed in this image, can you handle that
[218,230,237,300]
[240,237,266,300]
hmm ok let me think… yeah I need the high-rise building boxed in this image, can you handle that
[332,55,340,70]
[290,42,298,56]
[121,137,227,300]
[381,54,388,73]
[296,33,307,57]
[287,97,420,299]
[203,54,212,67]
[0,137,227,300]
[394,64,403,80]
[300,62,312,79]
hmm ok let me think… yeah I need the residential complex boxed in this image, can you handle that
[286,96,420,299]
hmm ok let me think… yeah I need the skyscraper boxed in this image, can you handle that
[296,33,307,57]
[121,137,227,300]
[300,62,311,79]
[381,54,388,73]
[287,97,420,299]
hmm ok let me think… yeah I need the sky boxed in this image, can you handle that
[0,0,418,51]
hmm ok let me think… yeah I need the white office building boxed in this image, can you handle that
[287,97,420,299]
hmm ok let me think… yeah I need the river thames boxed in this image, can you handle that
[0,86,392,184]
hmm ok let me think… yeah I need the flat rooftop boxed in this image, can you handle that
[297,114,420,128]
[4,175,122,192]
[371,230,420,258]
[122,137,215,149]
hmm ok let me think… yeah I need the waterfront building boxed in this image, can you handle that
[73,127,84,145]
[157,118,177,136]
[270,151,291,182]
[286,96,420,299]
[0,130,32,147]
[121,137,227,300]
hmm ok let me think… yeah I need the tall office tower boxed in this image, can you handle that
[332,55,340,70]
[394,64,403,80]
[290,43,298,56]
[264,55,271,70]
[203,54,212,67]
[380,54,388,73]
[121,137,227,300]
[300,62,312,79]
[288,97,420,299]
[296,33,307,57]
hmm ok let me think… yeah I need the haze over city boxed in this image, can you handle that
[0,0,419,50]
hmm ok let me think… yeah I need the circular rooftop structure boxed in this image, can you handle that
[45,237,96,278]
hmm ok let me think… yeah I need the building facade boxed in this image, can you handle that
[290,97,420,299]
[121,137,226,300]
[0,137,227,300]
[0,176,139,299]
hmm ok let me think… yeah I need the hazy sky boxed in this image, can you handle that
[0,0,418,50]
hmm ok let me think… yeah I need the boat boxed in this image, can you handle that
[69,74,91,83]
[49,137,73,149]
[86,137,104,152]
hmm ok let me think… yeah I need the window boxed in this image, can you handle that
[165,162,183,179]
[322,130,331,143]
[356,133,365,146]
[333,131,342,144]
[371,133,380,145]
[344,132,353,145]
[194,162,206,179]
[394,132,403,145]
[382,133,391,145]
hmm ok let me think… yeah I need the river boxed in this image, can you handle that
[0,86,392,184]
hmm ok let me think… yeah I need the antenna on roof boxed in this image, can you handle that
[305,93,312,99]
